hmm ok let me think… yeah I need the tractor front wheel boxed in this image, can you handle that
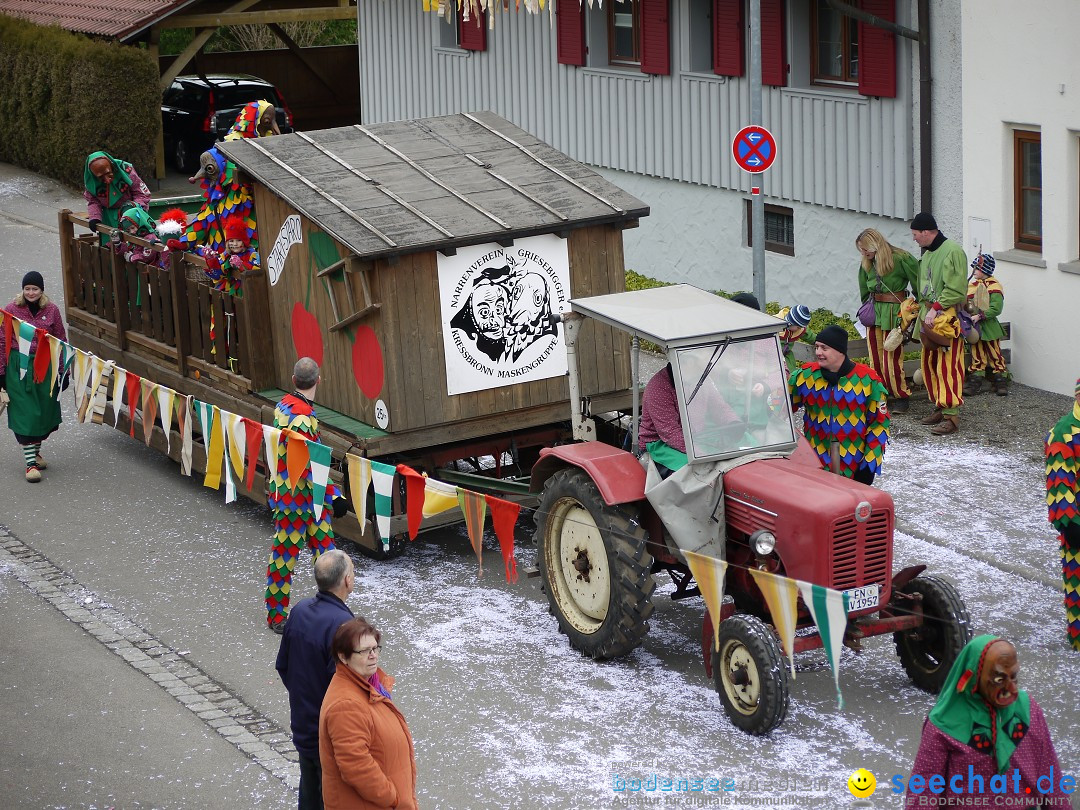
[893,575,972,693]
[712,614,790,735]
[536,468,655,660]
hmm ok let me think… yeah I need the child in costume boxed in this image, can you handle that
[963,253,1009,397]
[153,208,189,270]
[113,206,162,265]
[201,218,260,297]
[777,304,815,374]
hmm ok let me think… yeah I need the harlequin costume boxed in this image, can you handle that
[965,254,1009,396]
[1045,382,1080,651]
[201,218,260,297]
[176,148,257,257]
[858,248,919,404]
[82,151,150,245]
[915,220,968,432]
[788,341,890,485]
[265,392,341,630]
[905,636,1069,808]
[223,100,279,141]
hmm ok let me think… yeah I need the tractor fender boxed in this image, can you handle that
[530,443,647,506]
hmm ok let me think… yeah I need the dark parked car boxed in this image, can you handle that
[162,74,293,172]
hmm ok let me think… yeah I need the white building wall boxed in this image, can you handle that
[960,0,1080,396]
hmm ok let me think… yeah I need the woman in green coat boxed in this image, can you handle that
[856,228,920,412]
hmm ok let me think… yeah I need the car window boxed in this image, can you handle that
[213,85,281,108]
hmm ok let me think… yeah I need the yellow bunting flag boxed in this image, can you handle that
[285,429,310,492]
[683,549,729,652]
[422,476,460,518]
[456,487,487,575]
[748,568,801,677]
[197,401,225,490]
[346,454,372,527]
[222,410,247,484]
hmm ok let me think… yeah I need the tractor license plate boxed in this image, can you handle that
[843,584,880,612]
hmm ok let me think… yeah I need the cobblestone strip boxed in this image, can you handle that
[0,526,300,790]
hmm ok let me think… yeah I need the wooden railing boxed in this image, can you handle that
[59,209,274,390]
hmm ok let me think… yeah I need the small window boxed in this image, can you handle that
[439,8,460,48]
[1014,130,1042,252]
[811,0,858,86]
[745,201,795,256]
[608,0,641,66]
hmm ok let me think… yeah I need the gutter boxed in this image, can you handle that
[825,0,932,216]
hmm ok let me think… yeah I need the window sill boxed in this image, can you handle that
[780,86,869,103]
[582,66,653,81]
[1058,260,1080,276]
[994,249,1046,269]
[433,47,469,58]
[680,71,729,83]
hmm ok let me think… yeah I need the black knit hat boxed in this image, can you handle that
[910,212,938,231]
[816,325,848,355]
[731,292,761,311]
[21,271,44,290]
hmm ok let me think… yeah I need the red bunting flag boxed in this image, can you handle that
[396,464,427,540]
[32,328,51,383]
[2,312,14,361]
[242,417,263,490]
[485,494,520,583]
[125,372,142,437]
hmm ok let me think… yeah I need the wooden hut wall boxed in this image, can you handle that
[258,180,629,434]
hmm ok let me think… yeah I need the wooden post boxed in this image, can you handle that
[169,250,190,377]
[57,210,77,322]
[238,270,277,392]
[111,247,130,352]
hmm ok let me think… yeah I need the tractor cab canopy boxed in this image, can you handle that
[570,285,798,463]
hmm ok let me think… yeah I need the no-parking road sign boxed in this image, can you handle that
[732,125,777,173]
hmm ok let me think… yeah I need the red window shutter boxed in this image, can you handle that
[760,0,786,87]
[640,0,671,76]
[713,0,745,77]
[858,0,896,98]
[458,7,487,51]
[556,0,586,66]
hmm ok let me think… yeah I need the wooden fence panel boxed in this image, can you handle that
[211,291,228,369]
[186,279,205,361]
[197,284,213,364]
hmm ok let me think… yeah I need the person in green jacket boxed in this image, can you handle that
[856,228,919,413]
[911,213,969,435]
[963,253,1009,397]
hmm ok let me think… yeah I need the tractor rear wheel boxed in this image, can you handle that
[712,614,789,735]
[536,468,655,660]
[893,575,972,693]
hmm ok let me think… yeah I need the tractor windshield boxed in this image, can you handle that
[671,336,797,462]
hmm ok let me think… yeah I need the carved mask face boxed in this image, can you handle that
[977,641,1020,710]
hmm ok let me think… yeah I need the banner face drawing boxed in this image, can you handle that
[438,234,570,396]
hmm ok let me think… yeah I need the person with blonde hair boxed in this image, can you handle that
[856,228,919,413]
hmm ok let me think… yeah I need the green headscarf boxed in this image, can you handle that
[83,151,135,216]
[928,634,1031,774]
[119,205,156,237]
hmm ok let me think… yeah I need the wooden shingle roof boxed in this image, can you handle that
[0,0,193,40]
[215,111,651,261]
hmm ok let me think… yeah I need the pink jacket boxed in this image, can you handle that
[1,295,67,377]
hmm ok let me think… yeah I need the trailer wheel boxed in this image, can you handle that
[535,468,655,660]
[893,575,972,693]
[712,614,789,735]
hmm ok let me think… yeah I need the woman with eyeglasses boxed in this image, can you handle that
[320,617,418,810]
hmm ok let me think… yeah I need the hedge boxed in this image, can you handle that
[0,15,160,189]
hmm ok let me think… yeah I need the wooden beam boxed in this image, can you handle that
[159,27,217,90]
[159,6,357,29]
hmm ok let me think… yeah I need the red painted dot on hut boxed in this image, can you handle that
[352,325,384,400]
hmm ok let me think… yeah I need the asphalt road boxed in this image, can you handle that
[1,163,1077,810]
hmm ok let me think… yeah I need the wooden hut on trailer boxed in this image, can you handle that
[59,111,648,553]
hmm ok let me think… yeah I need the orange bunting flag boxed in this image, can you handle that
[396,464,427,540]
[682,549,729,652]
[32,328,51,383]
[485,494,520,583]
[748,568,801,677]
[285,429,310,492]
[140,378,159,446]
[242,417,264,490]
[456,488,488,575]
[125,372,142,437]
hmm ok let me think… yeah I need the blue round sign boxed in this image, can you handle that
[732,125,777,173]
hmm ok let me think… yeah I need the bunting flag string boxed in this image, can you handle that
[177,394,194,476]
[196,400,224,490]
[112,366,127,427]
[748,568,801,678]
[284,429,310,492]
[308,439,333,521]
[796,580,850,708]
[78,355,106,424]
[370,459,397,550]
[124,371,142,437]
[139,378,160,444]
[157,386,176,453]
[222,410,247,486]
[457,488,488,575]
[47,334,63,397]
[32,328,51,383]
[346,454,372,528]
[396,464,427,540]
[485,494,520,583]
[73,348,93,414]
[15,319,35,380]
[242,417,263,491]
[223,439,238,504]
[421,476,459,519]
[683,549,729,652]
[262,424,282,487]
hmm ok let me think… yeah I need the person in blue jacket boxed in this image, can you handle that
[276,549,356,810]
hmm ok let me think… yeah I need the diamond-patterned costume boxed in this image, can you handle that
[179,149,257,257]
[967,277,1007,375]
[223,101,277,141]
[1045,400,1080,650]
[788,361,890,480]
[265,393,340,629]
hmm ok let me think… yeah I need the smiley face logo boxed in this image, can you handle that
[847,768,876,798]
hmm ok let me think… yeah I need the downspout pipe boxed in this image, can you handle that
[825,0,932,214]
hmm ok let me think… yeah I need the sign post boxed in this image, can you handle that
[748,0,766,307]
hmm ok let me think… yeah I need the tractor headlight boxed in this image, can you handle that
[750,530,777,555]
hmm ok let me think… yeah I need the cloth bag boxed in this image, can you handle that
[857,295,877,327]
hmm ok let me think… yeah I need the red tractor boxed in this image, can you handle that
[530,285,971,734]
